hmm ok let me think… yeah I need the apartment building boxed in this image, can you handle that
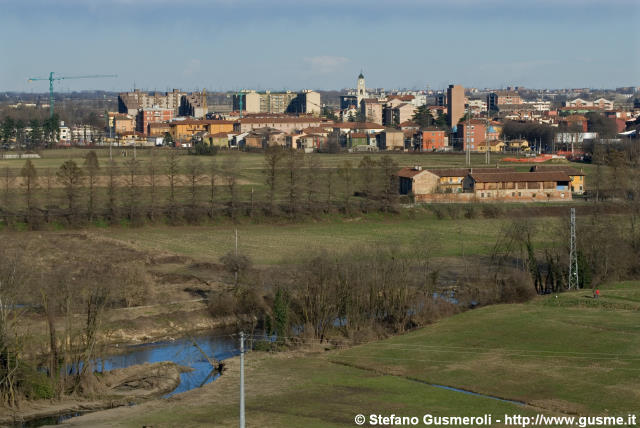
[447,84,465,127]
[487,91,522,111]
[136,107,174,134]
[232,90,321,114]
[361,98,384,125]
[118,89,185,115]
[457,119,486,151]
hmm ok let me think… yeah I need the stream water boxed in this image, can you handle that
[19,331,240,427]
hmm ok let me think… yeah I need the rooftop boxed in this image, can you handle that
[470,171,571,183]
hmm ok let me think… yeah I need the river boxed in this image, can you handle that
[21,331,241,427]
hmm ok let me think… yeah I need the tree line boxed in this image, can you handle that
[0,149,404,229]
[1,115,61,149]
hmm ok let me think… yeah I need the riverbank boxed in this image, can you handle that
[0,362,190,426]
[56,282,640,427]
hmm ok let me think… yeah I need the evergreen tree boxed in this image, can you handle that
[412,105,433,128]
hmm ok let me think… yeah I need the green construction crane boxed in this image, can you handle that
[27,72,118,119]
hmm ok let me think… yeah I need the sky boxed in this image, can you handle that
[1,0,639,93]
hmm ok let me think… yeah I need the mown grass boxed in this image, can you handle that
[86,353,533,428]
[332,281,640,415]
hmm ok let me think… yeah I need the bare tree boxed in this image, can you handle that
[358,155,378,212]
[337,160,354,214]
[20,159,38,220]
[208,158,219,219]
[123,158,141,224]
[305,155,322,214]
[165,150,181,222]
[146,149,160,221]
[285,149,304,218]
[325,169,335,213]
[185,157,205,223]
[263,146,284,215]
[378,155,399,212]
[105,159,120,223]
[83,151,100,221]
[222,153,240,219]
[43,168,53,223]
[1,167,14,224]
[0,248,30,406]
[57,160,84,222]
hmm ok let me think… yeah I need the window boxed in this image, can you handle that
[518,192,522,197]
[512,192,515,197]
[481,193,484,198]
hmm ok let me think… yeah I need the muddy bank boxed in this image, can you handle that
[0,362,191,426]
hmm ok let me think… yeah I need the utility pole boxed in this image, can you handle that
[568,208,579,289]
[465,104,471,167]
[235,228,238,284]
[239,331,245,428]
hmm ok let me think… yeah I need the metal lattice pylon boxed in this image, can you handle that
[568,208,579,289]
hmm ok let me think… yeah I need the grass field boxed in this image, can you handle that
[63,281,640,427]
[333,281,640,415]
[91,211,562,265]
[0,148,599,185]
[0,148,512,171]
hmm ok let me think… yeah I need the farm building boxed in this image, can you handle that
[529,165,585,194]
[398,167,573,202]
[397,167,514,195]
[463,172,572,201]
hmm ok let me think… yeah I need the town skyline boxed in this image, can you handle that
[1,0,638,92]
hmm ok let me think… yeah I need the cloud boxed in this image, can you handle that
[303,56,349,73]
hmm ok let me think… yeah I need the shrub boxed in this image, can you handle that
[463,204,478,219]
[481,204,503,218]
[208,292,237,317]
[498,271,537,303]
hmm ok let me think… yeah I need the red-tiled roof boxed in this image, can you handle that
[397,167,427,178]
[399,121,419,128]
[428,167,513,177]
[470,171,571,183]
